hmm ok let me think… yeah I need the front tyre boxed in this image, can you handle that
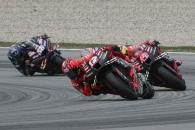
[104,71,138,100]
[25,66,35,76]
[156,65,186,91]
[142,82,155,99]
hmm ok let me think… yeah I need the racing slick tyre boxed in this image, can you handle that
[104,71,138,100]
[156,65,186,91]
[25,66,35,76]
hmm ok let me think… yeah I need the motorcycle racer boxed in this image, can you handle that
[62,47,152,99]
[105,40,182,72]
[104,40,184,89]
[8,34,51,68]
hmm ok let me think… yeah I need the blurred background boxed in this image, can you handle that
[0,0,194,46]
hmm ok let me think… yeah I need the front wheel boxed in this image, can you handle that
[25,66,35,76]
[142,82,155,99]
[103,71,138,100]
[16,65,35,76]
[155,65,186,91]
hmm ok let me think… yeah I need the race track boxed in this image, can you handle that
[0,48,195,130]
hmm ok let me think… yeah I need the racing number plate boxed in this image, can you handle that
[89,56,98,67]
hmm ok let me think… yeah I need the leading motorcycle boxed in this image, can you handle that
[73,48,155,100]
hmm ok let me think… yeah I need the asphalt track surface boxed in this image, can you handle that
[0,48,195,130]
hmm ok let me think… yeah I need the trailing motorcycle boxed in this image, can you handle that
[8,43,64,76]
[127,42,186,91]
[77,48,155,100]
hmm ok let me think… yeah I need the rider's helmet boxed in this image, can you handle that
[127,45,135,57]
[8,44,23,66]
[40,34,50,40]
[38,34,51,48]
[31,34,51,49]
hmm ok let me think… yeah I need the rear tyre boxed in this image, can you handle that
[156,65,186,91]
[48,52,64,75]
[50,52,64,66]
[17,67,27,76]
[104,71,138,100]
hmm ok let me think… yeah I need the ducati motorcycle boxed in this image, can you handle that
[128,42,186,91]
[78,49,155,100]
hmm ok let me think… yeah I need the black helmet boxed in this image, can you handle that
[30,34,50,44]
[40,34,50,40]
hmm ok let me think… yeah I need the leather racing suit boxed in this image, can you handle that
[124,40,182,72]
[62,46,143,97]
[8,34,51,68]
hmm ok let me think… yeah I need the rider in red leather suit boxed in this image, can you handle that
[125,40,182,72]
[62,46,141,97]
[62,39,181,97]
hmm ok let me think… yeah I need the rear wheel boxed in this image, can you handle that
[47,52,64,75]
[19,60,35,76]
[103,70,138,100]
[17,67,27,76]
[16,64,34,76]
[155,65,186,91]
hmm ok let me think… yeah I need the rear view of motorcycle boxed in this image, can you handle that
[8,42,64,76]
[128,41,186,91]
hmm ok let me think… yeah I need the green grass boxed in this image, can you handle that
[1,41,195,52]
[0,42,13,47]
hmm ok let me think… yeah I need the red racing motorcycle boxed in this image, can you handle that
[77,48,155,100]
[127,42,186,91]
